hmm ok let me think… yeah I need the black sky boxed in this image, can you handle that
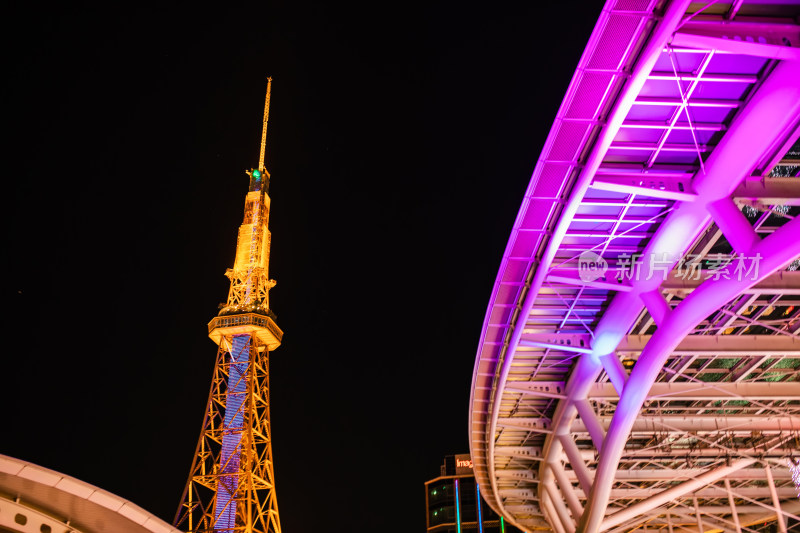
[5,3,602,532]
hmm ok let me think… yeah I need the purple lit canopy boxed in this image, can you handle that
[469,1,800,532]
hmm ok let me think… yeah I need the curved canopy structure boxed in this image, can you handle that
[0,454,181,533]
[469,1,800,532]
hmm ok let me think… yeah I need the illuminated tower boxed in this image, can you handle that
[175,78,284,533]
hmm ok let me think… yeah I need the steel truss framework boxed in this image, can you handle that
[469,2,800,533]
[176,335,281,533]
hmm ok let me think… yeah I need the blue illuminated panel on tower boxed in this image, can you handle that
[214,335,251,531]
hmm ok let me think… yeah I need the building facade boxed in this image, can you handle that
[425,455,522,533]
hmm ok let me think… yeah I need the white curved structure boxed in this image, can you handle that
[0,454,181,533]
[469,1,800,532]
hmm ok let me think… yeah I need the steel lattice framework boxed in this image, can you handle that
[469,2,800,533]
[175,79,284,533]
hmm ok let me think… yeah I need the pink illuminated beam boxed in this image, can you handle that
[536,51,800,533]
[577,57,800,533]
[585,214,800,532]
[600,458,757,531]
[671,31,800,61]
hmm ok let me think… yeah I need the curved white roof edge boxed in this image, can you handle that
[0,454,182,533]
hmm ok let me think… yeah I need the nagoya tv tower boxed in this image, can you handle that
[175,78,285,533]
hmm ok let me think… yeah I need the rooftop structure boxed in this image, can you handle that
[0,454,181,533]
[469,1,800,532]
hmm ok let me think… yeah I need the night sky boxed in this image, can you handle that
[5,4,601,532]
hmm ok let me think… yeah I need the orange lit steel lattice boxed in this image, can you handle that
[175,78,284,533]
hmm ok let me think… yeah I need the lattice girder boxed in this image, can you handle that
[176,334,281,533]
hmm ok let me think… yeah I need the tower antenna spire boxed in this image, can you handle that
[258,77,272,173]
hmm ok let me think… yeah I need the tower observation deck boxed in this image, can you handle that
[469,2,800,533]
[175,78,284,533]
